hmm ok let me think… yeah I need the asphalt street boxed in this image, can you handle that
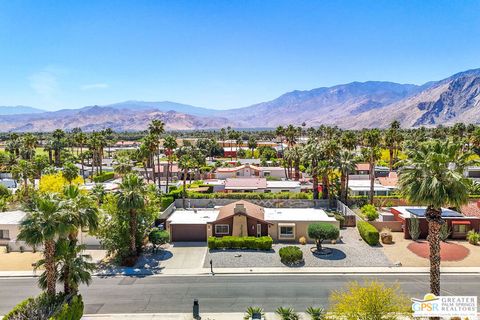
[0,274,479,315]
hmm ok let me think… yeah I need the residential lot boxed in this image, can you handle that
[204,228,392,268]
[382,232,480,267]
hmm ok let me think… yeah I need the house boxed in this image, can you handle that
[377,172,398,191]
[155,162,181,180]
[390,206,480,239]
[215,164,286,179]
[348,178,392,196]
[465,166,480,182]
[353,163,390,178]
[224,178,267,192]
[0,210,28,251]
[222,146,248,158]
[166,200,339,242]
[265,180,301,193]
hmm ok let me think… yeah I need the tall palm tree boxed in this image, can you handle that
[178,154,193,208]
[113,156,133,177]
[148,120,165,189]
[20,133,37,160]
[302,140,324,200]
[362,129,382,204]
[247,136,257,158]
[384,120,403,171]
[143,133,159,185]
[275,126,288,179]
[52,129,66,167]
[163,135,178,193]
[336,150,358,203]
[136,144,151,182]
[398,140,474,296]
[17,194,72,296]
[75,132,87,177]
[116,174,146,259]
[11,159,35,190]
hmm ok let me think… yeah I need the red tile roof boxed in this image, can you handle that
[378,172,398,187]
[460,201,480,218]
[225,177,267,189]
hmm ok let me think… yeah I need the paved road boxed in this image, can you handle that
[0,274,479,314]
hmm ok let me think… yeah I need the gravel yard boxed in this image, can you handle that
[204,227,392,268]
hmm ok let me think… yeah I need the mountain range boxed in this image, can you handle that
[1,68,480,131]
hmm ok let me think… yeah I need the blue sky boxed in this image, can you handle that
[1,0,480,111]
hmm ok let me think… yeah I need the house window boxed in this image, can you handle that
[264,172,271,177]
[279,224,295,239]
[453,224,469,234]
[215,224,229,235]
[0,229,9,239]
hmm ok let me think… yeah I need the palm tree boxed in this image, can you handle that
[20,133,37,160]
[398,140,474,296]
[178,154,193,208]
[384,120,403,171]
[163,135,178,193]
[275,126,288,178]
[247,136,257,158]
[336,150,358,203]
[17,194,72,295]
[113,156,133,177]
[148,119,165,189]
[52,129,66,166]
[11,159,35,190]
[117,174,146,259]
[62,162,79,184]
[75,131,87,177]
[91,183,106,205]
[143,133,159,185]
[362,129,382,204]
[55,240,95,295]
[302,140,324,200]
[136,144,151,182]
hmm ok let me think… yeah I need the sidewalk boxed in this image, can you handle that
[2,266,480,278]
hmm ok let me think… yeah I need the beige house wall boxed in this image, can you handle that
[232,215,248,237]
[268,220,340,243]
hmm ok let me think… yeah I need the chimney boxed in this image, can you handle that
[234,203,246,215]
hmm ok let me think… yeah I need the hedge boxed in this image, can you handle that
[92,172,114,183]
[183,191,312,200]
[357,221,380,245]
[208,236,273,250]
[279,246,303,264]
[160,196,174,210]
[2,293,83,320]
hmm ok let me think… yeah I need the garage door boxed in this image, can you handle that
[170,224,207,242]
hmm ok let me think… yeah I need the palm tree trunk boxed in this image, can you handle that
[165,158,170,194]
[44,240,56,296]
[322,175,328,199]
[340,172,346,202]
[156,152,161,190]
[294,163,300,181]
[313,174,319,200]
[389,148,394,172]
[182,169,187,208]
[426,207,442,297]
[369,159,375,204]
[151,154,156,185]
[129,209,137,256]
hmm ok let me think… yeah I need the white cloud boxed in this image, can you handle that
[81,83,109,90]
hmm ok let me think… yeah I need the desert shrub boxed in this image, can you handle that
[334,214,345,228]
[276,306,300,320]
[244,306,265,320]
[467,230,480,245]
[361,204,379,221]
[92,172,114,183]
[3,293,83,320]
[305,306,325,320]
[0,184,11,198]
[329,281,412,319]
[439,223,451,242]
[208,236,272,250]
[357,221,379,245]
[298,236,307,245]
[408,216,421,241]
[279,246,303,264]
[148,229,169,248]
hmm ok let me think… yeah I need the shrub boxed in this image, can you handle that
[208,236,272,250]
[244,306,265,320]
[160,196,174,211]
[92,172,114,183]
[329,281,412,319]
[3,293,83,320]
[408,216,421,241]
[467,230,480,245]
[308,223,340,251]
[276,306,300,320]
[361,204,379,221]
[298,236,307,245]
[439,223,451,242]
[279,246,303,265]
[334,214,345,228]
[306,306,325,320]
[357,221,379,245]
[0,184,11,198]
[149,229,169,248]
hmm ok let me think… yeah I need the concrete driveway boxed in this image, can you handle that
[161,242,207,270]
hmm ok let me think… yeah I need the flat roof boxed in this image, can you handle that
[264,208,336,222]
[266,181,300,188]
[0,210,27,225]
[391,206,472,219]
[167,209,219,225]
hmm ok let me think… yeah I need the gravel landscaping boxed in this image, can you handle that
[204,227,392,268]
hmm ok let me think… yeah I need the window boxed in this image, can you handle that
[279,224,295,239]
[0,230,9,239]
[264,172,271,177]
[453,224,468,233]
[215,224,229,235]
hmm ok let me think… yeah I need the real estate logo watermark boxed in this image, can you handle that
[412,293,478,319]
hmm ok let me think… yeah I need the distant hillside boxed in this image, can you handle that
[2,68,480,131]
[0,106,45,115]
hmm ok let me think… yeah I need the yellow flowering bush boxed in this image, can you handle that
[39,173,84,194]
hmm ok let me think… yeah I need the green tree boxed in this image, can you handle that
[62,162,79,185]
[18,194,72,296]
[116,174,146,260]
[307,223,339,252]
[163,135,178,193]
[11,159,35,190]
[362,129,382,204]
[329,280,412,320]
[336,150,357,203]
[399,140,474,296]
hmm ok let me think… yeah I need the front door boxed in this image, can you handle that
[257,223,262,237]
